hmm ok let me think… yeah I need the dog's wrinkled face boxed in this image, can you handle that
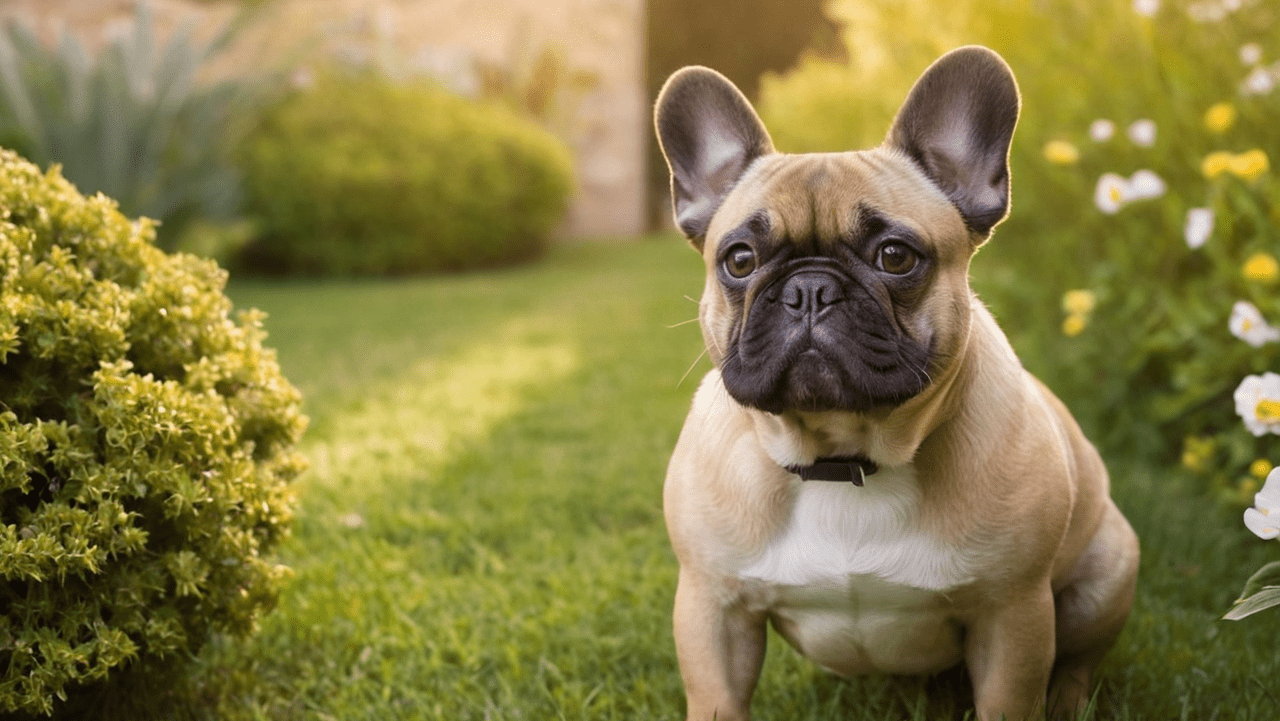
[656,47,1019,415]
[700,152,970,414]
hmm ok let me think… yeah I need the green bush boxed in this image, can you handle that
[757,0,1280,496]
[236,72,575,276]
[0,149,307,715]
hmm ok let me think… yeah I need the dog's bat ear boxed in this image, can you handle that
[886,46,1020,240]
[655,67,774,250]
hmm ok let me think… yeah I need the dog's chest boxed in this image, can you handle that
[735,468,975,675]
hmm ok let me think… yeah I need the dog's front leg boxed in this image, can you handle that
[673,569,766,721]
[964,585,1057,721]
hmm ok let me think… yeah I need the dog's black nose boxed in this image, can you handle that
[778,272,844,316]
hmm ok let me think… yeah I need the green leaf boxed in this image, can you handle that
[1223,586,1280,621]
[1236,560,1280,601]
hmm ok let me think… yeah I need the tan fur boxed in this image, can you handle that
[659,54,1139,721]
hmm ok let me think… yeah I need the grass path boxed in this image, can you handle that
[201,239,708,720]
[101,238,1279,719]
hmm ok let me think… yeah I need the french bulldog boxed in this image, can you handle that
[655,46,1139,721]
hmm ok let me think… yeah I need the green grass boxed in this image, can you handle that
[83,237,1279,719]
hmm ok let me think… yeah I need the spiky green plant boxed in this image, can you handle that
[0,0,258,250]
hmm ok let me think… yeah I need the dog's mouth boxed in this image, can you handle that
[719,268,932,414]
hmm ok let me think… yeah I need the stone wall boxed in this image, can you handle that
[0,0,648,239]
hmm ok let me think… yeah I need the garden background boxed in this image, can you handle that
[1,0,1279,718]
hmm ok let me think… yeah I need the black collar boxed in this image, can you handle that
[785,455,879,486]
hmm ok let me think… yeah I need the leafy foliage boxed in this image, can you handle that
[757,0,1280,488]
[1225,560,1280,620]
[235,70,574,276]
[0,148,306,715]
[0,0,255,251]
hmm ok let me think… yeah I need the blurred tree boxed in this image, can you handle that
[645,0,840,228]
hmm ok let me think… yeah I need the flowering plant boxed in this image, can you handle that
[757,0,1279,483]
[1015,1,1280,498]
[1224,460,1280,620]
[1018,0,1280,619]
[1031,2,1280,622]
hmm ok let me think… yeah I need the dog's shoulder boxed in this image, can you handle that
[664,370,796,566]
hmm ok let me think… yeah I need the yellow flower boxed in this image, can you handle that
[1181,450,1201,471]
[1201,151,1234,178]
[1061,289,1097,316]
[1258,399,1280,423]
[1062,313,1087,337]
[1043,140,1080,165]
[1251,459,1275,479]
[1228,148,1269,180]
[1203,102,1236,133]
[1243,252,1280,283]
[1204,149,1270,181]
[1181,435,1215,472]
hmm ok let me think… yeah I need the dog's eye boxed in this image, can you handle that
[876,242,918,275]
[723,245,757,278]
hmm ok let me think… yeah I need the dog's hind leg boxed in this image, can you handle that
[1048,502,1140,719]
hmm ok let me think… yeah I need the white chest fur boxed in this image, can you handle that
[736,466,977,676]
[739,465,973,590]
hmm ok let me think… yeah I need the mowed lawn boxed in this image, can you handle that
[117,238,1277,719]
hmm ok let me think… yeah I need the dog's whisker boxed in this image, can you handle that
[667,317,700,329]
[706,331,724,360]
[896,351,933,388]
[908,361,933,388]
[913,359,933,384]
[677,348,709,389]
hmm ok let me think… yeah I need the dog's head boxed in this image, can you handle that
[655,46,1019,415]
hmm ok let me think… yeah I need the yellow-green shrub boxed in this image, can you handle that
[0,149,307,715]
[237,73,575,276]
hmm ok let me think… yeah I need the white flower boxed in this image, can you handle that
[290,67,315,89]
[1240,43,1263,65]
[1184,207,1214,249]
[1127,119,1157,147]
[1133,0,1160,16]
[1187,1,1225,21]
[1094,173,1129,214]
[1089,119,1116,142]
[1229,301,1280,347]
[338,512,366,529]
[1235,372,1280,436]
[1093,170,1165,214]
[1244,467,1280,540]
[1128,169,1166,199]
[1243,66,1275,95]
